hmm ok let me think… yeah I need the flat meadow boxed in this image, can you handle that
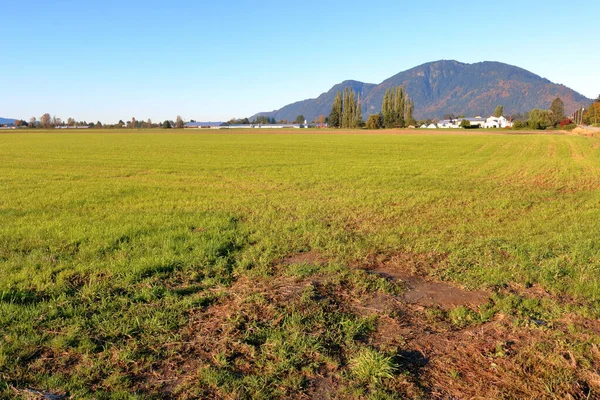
[1,129,600,399]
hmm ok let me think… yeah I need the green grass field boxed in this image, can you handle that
[1,130,600,399]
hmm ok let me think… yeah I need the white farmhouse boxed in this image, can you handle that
[484,116,513,128]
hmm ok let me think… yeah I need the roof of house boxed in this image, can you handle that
[184,122,225,127]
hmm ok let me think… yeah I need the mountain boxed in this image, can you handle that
[252,60,592,121]
[254,80,377,123]
[0,118,16,125]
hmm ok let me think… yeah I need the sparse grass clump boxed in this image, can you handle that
[350,348,397,385]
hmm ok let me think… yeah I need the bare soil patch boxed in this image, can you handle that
[138,252,599,399]
[361,252,489,310]
[281,250,326,266]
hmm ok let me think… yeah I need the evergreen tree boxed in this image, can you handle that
[342,88,351,128]
[550,97,565,125]
[382,89,393,128]
[494,105,504,117]
[406,99,416,126]
[354,93,364,128]
[329,92,343,128]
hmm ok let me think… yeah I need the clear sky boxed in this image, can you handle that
[2,0,598,123]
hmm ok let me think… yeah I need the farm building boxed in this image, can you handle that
[437,119,460,129]
[483,116,513,128]
[184,122,305,129]
[184,122,226,129]
[435,116,514,129]
[254,124,303,129]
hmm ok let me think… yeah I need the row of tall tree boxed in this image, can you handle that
[381,86,415,128]
[329,86,415,129]
[328,88,363,128]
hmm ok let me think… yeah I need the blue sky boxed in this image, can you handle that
[1,0,598,123]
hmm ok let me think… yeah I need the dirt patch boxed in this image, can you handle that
[139,253,598,399]
[362,252,489,310]
[400,275,488,309]
[359,251,446,277]
[281,250,326,266]
[306,374,338,400]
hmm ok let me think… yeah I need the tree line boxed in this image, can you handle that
[328,88,363,128]
[511,97,576,130]
[16,115,187,129]
[328,86,415,129]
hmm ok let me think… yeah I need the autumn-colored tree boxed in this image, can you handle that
[131,117,136,129]
[583,103,600,125]
[315,115,326,128]
[175,115,184,128]
[40,113,51,129]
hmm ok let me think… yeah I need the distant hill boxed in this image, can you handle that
[252,60,592,121]
[0,118,16,125]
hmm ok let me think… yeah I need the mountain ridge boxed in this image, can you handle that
[252,60,591,121]
[0,118,16,125]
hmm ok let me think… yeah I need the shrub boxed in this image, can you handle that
[559,118,574,127]
[512,120,526,130]
[561,124,577,130]
[365,114,383,130]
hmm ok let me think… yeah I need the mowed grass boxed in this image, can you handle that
[1,130,600,398]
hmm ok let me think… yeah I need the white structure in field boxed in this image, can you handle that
[483,116,513,128]
[184,122,305,129]
[433,116,513,129]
